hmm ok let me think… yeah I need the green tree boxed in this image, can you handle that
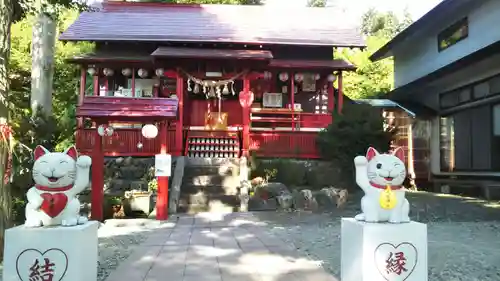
[1,0,88,259]
[338,9,413,100]
[158,0,262,4]
[307,0,326,7]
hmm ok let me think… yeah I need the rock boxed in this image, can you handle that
[292,189,318,210]
[248,197,278,211]
[277,193,293,210]
[251,177,265,186]
[259,182,291,197]
[313,187,349,209]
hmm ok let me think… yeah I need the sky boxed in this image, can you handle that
[265,0,444,21]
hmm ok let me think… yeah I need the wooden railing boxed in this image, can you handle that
[249,131,321,158]
[76,128,176,156]
[300,113,331,128]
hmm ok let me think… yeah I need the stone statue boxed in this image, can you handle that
[25,145,92,227]
[353,147,410,223]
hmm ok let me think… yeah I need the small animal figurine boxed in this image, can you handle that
[353,147,410,223]
[25,145,92,227]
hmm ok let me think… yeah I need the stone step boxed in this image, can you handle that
[177,194,240,213]
[180,184,239,195]
[185,157,240,167]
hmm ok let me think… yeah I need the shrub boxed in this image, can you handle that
[317,102,394,189]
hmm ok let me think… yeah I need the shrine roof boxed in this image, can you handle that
[151,47,273,60]
[269,59,355,70]
[59,1,365,48]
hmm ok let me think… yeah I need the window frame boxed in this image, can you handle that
[438,17,469,52]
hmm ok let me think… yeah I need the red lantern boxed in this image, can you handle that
[239,91,254,108]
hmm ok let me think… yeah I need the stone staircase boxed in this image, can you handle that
[178,157,242,213]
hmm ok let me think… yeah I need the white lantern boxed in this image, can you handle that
[294,73,304,82]
[103,68,114,77]
[87,67,96,76]
[279,72,289,82]
[314,73,321,80]
[97,125,114,137]
[122,68,132,77]
[138,68,148,78]
[155,68,165,77]
[141,124,158,139]
[137,142,143,149]
[327,74,337,82]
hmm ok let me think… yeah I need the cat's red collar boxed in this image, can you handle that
[369,182,403,190]
[35,184,73,192]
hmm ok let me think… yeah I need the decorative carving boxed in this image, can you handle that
[25,145,91,227]
[354,147,410,223]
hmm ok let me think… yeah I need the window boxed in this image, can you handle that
[438,17,468,52]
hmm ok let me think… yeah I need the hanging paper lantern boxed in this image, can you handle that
[263,71,272,80]
[137,142,143,149]
[87,67,96,76]
[97,124,114,137]
[279,72,289,82]
[141,124,158,139]
[155,68,165,77]
[138,69,148,78]
[314,74,321,80]
[327,74,337,82]
[294,73,304,82]
[122,68,132,77]
[103,68,114,77]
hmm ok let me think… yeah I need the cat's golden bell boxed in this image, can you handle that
[379,185,397,210]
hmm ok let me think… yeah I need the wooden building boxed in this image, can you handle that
[60,1,364,219]
[370,0,500,198]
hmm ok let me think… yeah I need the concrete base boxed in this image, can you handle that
[3,221,99,281]
[341,218,427,281]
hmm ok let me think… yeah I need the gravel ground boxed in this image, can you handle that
[254,191,500,281]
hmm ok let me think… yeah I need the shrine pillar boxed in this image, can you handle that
[239,74,253,158]
[337,71,344,114]
[156,120,169,220]
[91,122,104,221]
[175,70,184,156]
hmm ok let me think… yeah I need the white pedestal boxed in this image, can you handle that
[3,221,99,281]
[341,218,427,281]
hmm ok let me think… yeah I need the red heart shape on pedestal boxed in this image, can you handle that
[40,193,68,218]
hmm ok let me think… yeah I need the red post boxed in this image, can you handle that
[91,123,104,221]
[77,66,86,129]
[79,66,86,105]
[156,121,169,220]
[93,68,99,96]
[327,77,334,113]
[131,68,136,97]
[176,70,184,156]
[241,75,251,157]
[338,71,344,114]
[290,72,295,131]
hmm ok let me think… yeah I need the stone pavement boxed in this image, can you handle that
[105,212,338,281]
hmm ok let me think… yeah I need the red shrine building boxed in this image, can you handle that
[60,1,365,220]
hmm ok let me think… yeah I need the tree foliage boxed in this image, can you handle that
[317,102,394,188]
[307,0,326,7]
[338,9,413,100]
[156,0,262,4]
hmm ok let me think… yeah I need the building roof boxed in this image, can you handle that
[151,47,273,60]
[370,0,476,61]
[269,59,355,70]
[60,1,365,48]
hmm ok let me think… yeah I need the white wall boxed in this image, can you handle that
[393,0,500,88]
